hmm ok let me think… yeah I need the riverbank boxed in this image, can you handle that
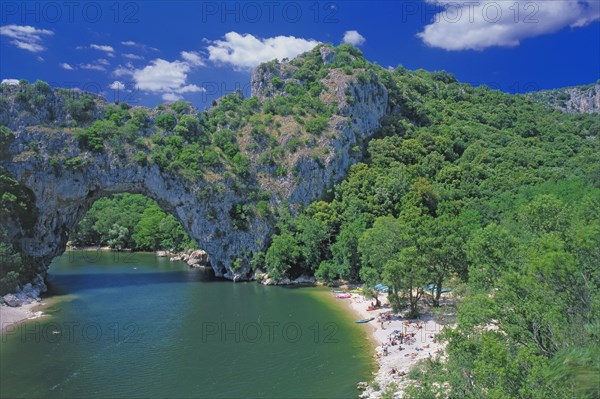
[328,288,455,398]
[0,301,45,333]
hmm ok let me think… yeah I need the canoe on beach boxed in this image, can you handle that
[355,317,375,324]
[336,294,352,299]
[330,290,346,294]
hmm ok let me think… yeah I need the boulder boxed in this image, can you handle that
[3,294,21,307]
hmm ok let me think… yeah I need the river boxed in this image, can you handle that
[0,251,373,398]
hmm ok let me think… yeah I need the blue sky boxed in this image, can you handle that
[1,1,599,108]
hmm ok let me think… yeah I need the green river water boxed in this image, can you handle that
[0,251,373,399]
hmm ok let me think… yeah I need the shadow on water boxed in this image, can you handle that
[45,268,219,295]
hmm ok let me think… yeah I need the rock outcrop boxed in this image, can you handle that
[526,82,600,114]
[170,249,210,268]
[0,47,389,286]
[2,274,46,307]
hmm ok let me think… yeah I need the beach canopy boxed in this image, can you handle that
[373,283,389,292]
[423,284,451,293]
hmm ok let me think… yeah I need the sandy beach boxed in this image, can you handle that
[0,302,45,333]
[330,289,455,398]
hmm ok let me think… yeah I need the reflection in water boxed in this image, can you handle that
[1,251,372,399]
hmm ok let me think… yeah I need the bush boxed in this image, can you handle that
[0,125,14,156]
[130,109,150,129]
[174,115,201,142]
[155,113,177,131]
[75,120,118,151]
[65,95,96,123]
[64,156,89,171]
[171,101,192,115]
[305,117,328,134]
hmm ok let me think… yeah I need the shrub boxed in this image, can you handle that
[64,156,89,171]
[0,125,14,155]
[75,120,118,151]
[174,115,201,142]
[130,108,150,129]
[305,117,328,134]
[271,77,284,89]
[171,101,192,115]
[232,153,250,177]
[65,95,96,123]
[155,113,177,131]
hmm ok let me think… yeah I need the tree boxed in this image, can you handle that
[133,205,164,250]
[174,115,202,142]
[358,215,403,306]
[327,218,366,280]
[107,224,129,250]
[155,113,177,131]
[419,213,466,307]
[296,215,330,273]
[522,194,569,236]
[466,223,522,290]
[264,233,301,280]
[383,246,428,317]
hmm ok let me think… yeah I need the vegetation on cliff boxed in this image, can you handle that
[1,44,599,397]
[253,52,600,398]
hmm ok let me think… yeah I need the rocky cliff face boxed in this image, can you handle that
[0,51,388,284]
[526,83,600,114]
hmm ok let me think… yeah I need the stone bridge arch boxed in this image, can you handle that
[2,136,270,280]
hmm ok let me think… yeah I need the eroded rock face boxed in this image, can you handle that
[527,83,600,114]
[2,274,46,306]
[1,53,389,284]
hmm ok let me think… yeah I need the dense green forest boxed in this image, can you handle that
[250,48,600,398]
[1,44,598,397]
[70,194,196,252]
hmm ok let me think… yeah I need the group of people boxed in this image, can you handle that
[377,311,393,329]
[389,368,407,378]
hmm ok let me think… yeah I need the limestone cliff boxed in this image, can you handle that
[0,47,388,284]
[525,82,600,114]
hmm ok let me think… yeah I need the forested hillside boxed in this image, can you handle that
[1,44,599,397]
[250,50,599,398]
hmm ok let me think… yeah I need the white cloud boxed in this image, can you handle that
[133,59,189,91]
[162,92,183,101]
[121,40,159,52]
[59,62,75,70]
[0,24,54,53]
[80,62,106,71]
[113,63,136,77]
[207,32,320,70]
[123,53,144,60]
[132,58,205,100]
[418,0,600,51]
[90,44,114,54]
[109,81,126,90]
[342,30,366,46]
[97,58,110,66]
[1,79,20,85]
[36,56,45,62]
[180,51,205,66]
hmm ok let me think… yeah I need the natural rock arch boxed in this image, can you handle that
[3,147,269,279]
[1,56,388,282]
